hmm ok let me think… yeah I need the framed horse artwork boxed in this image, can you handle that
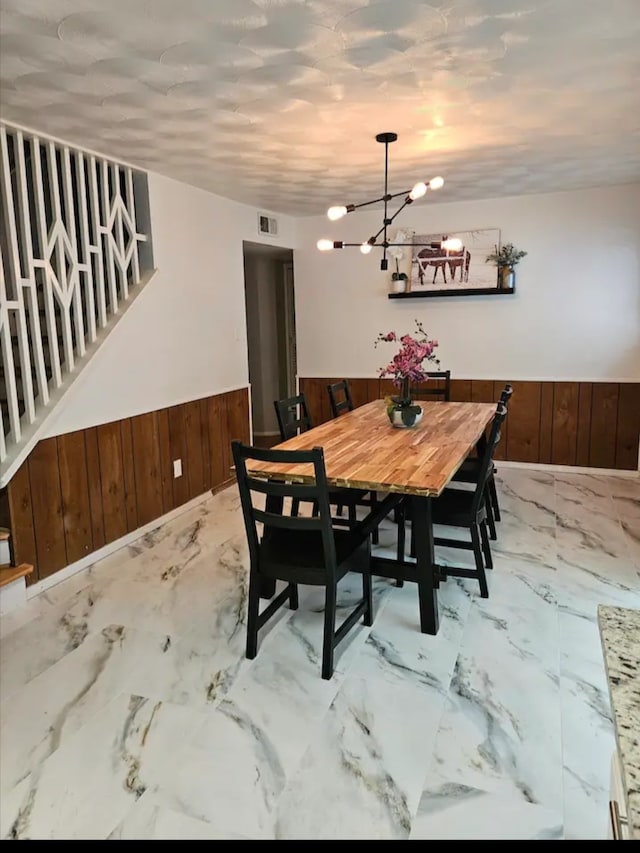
[392,228,509,299]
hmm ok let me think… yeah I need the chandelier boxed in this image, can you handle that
[317,132,460,271]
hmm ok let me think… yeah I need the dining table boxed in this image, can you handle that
[245,398,496,635]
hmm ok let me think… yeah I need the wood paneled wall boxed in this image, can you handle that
[6,388,249,585]
[300,378,640,471]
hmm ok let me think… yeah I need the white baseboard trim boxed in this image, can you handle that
[26,490,215,601]
[0,576,27,615]
[495,460,639,477]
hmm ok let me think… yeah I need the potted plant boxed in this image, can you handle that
[389,251,408,293]
[374,319,441,427]
[485,242,527,289]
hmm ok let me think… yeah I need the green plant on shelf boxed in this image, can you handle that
[485,243,527,268]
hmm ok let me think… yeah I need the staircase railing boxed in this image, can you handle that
[0,122,154,484]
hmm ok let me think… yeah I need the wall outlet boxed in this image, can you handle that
[173,459,182,478]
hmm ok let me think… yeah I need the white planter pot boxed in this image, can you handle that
[389,407,423,429]
[392,278,407,293]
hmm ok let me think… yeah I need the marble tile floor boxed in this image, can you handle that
[0,469,638,840]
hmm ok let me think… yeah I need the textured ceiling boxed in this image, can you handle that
[1,0,639,215]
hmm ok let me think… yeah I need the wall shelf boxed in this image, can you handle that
[388,288,515,299]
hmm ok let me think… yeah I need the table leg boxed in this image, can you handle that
[411,495,439,635]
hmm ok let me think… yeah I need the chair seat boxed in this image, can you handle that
[260,526,367,586]
[328,487,371,505]
[431,488,487,528]
[451,456,496,484]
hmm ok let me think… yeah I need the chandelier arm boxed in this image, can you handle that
[388,198,411,224]
[370,223,387,242]
[350,195,389,211]
[342,188,413,212]
[387,188,415,201]
[386,242,443,247]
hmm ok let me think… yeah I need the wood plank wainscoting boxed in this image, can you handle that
[300,378,640,471]
[3,388,250,586]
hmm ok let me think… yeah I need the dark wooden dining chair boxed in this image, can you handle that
[327,380,354,419]
[449,383,513,538]
[274,392,377,541]
[325,381,381,543]
[409,370,451,402]
[404,403,507,597]
[274,393,312,441]
[232,441,373,680]
[430,403,508,596]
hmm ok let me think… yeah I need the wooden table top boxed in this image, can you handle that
[246,400,496,497]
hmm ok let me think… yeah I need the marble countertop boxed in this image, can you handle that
[598,605,640,840]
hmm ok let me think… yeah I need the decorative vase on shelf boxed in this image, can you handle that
[391,274,408,294]
[499,266,515,290]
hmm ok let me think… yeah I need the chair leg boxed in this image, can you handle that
[485,487,497,541]
[291,498,300,518]
[336,503,344,517]
[396,504,405,585]
[480,520,493,570]
[245,573,261,659]
[470,524,489,598]
[289,582,299,609]
[371,491,379,545]
[489,476,501,522]
[322,582,337,680]
[349,503,357,526]
[362,568,373,627]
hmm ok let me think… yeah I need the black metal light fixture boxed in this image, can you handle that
[317,132,449,271]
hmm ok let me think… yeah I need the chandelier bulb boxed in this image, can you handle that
[327,206,348,221]
[442,237,462,251]
[409,182,427,201]
[360,242,373,254]
[429,176,444,190]
[317,239,334,251]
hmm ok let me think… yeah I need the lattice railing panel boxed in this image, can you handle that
[0,123,153,464]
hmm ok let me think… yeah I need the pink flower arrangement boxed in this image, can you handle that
[374,319,441,405]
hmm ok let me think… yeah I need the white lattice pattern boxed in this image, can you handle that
[0,122,152,470]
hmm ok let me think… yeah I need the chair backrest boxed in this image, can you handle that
[499,384,513,408]
[472,403,508,514]
[274,393,313,441]
[409,370,451,402]
[232,441,338,575]
[327,380,354,419]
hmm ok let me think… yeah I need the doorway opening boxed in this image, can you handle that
[242,241,296,449]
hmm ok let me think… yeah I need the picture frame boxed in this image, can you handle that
[389,228,513,299]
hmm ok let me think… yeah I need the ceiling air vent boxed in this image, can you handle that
[258,213,278,236]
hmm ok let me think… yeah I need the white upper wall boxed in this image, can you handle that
[47,171,297,436]
[294,183,640,381]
